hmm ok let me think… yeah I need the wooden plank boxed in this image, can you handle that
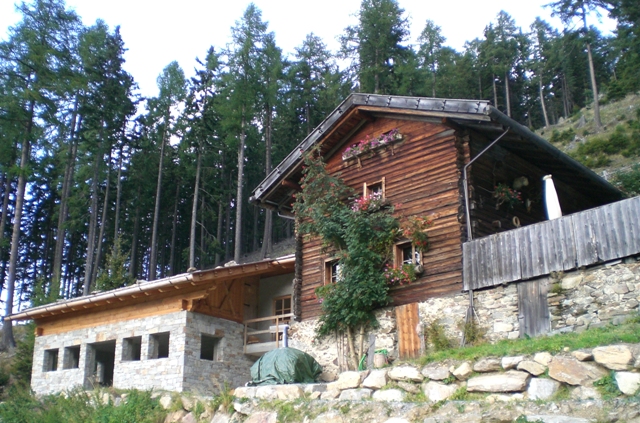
[520,226,535,280]
[517,278,550,338]
[608,199,631,258]
[462,242,472,291]
[476,237,489,289]
[621,197,640,255]
[366,334,376,369]
[572,208,599,267]
[595,203,616,261]
[499,229,521,284]
[558,217,577,270]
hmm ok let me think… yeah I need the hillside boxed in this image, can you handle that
[536,93,640,193]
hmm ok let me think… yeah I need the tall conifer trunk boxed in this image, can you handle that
[260,104,273,259]
[113,138,125,238]
[539,76,550,127]
[3,99,35,349]
[129,190,141,279]
[149,110,169,280]
[233,111,246,262]
[51,103,80,299]
[189,148,201,269]
[91,155,112,285]
[169,182,180,276]
[504,71,511,117]
[83,141,103,295]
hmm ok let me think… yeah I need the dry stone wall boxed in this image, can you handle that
[288,257,640,378]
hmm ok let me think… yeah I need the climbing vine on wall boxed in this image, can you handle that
[293,150,435,368]
[293,151,398,366]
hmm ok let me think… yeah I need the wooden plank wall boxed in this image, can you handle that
[463,196,640,290]
[301,118,465,320]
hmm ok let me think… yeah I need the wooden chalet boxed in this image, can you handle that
[250,94,624,322]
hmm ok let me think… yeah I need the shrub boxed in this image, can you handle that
[10,323,36,386]
[621,130,640,157]
[607,125,631,154]
[570,151,611,168]
[549,128,575,144]
[613,164,640,196]
[458,317,486,346]
[0,387,164,423]
[425,320,452,352]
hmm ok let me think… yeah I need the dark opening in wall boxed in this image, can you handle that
[122,336,142,361]
[43,348,59,372]
[86,340,116,387]
[200,334,221,361]
[149,332,170,359]
[63,345,80,369]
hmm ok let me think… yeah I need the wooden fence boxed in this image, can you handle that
[463,196,640,291]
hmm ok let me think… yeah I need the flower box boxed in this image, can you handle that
[342,129,403,162]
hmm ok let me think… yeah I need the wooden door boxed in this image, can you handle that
[517,278,550,337]
[395,303,421,359]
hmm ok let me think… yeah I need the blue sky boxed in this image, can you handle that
[1,0,616,99]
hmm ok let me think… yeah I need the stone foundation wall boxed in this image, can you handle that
[31,311,254,395]
[549,259,640,332]
[288,257,640,379]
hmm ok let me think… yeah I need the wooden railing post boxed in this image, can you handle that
[243,322,248,354]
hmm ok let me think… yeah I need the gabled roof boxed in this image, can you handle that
[250,93,622,213]
[6,255,295,322]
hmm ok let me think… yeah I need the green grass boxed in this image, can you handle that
[418,318,640,365]
[593,372,622,400]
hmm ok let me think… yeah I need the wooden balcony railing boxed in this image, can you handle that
[463,196,640,291]
[243,313,293,355]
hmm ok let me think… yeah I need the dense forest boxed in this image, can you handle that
[0,0,638,346]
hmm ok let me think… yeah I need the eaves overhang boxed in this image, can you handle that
[6,255,295,322]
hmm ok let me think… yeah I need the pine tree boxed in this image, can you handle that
[147,62,186,280]
[218,4,268,262]
[340,0,410,93]
[548,0,609,130]
[418,20,446,97]
[0,0,81,348]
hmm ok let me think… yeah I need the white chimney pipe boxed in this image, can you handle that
[543,175,562,220]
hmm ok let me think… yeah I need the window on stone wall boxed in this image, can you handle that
[43,348,59,372]
[200,334,221,361]
[148,332,170,359]
[63,345,80,369]
[122,336,142,361]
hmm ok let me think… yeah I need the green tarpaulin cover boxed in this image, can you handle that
[249,347,323,385]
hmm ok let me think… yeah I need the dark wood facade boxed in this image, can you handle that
[301,118,467,320]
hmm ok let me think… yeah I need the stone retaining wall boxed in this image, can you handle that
[288,257,640,379]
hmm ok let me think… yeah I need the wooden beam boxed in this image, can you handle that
[281,179,301,191]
